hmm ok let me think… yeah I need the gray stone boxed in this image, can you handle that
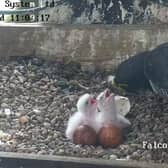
[109,154,118,160]
[1,103,9,108]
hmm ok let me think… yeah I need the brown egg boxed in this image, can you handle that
[98,124,122,148]
[73,125,97,145]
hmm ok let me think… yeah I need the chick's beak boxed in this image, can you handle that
[90,99,97,105]
[105,89,111,98]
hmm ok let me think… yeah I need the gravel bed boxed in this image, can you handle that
[0,57,167,164]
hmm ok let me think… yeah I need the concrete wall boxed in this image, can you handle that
[1,23,168,70]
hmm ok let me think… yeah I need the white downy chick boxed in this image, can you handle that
[65,93,97,140]
[96,89,131,131]
[96,89,117,131]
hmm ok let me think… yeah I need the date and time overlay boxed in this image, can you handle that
[0,0,55,22]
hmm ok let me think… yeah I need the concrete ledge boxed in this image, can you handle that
[0,152,167,168]
[1,23,168,70]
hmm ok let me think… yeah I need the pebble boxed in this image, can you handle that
[132,151,140,159]
[48,141,56,149]
[36,116,44,123]
[0,110,6,118]
[58,149,64,155]
[4,108,12,116]
[50,118,57,125]
[43,122,50,128]
[9,83,16,88]
[33,109,41,114]
[93,148,105,156]
[2,98,9,103]
[1,103,9,108]
[18,105,25,111]
[109,154,118,160]
[38,150,47,155]
[102,154,109,159]
[41,129,48,135]
[0,130,11,140]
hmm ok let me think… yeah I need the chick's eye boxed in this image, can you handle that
[85,101,89,105]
